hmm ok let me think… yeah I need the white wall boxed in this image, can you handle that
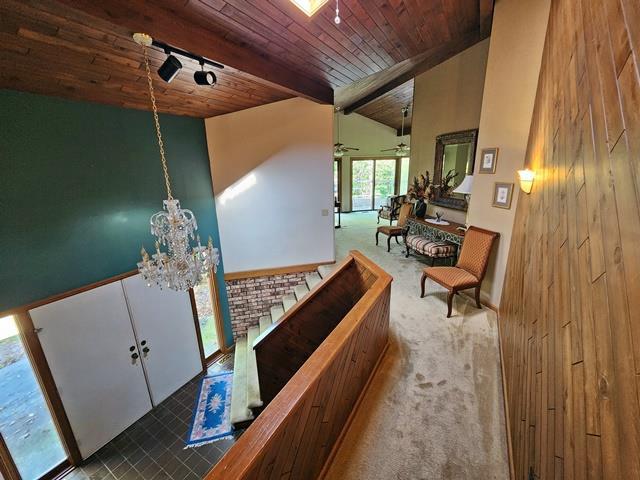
[205,97,334,273]
[336,112,410,212]
[468,0,551,307]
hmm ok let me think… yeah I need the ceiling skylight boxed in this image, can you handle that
[289,0,329,16]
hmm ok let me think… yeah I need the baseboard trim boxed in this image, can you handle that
[223,261,335,281]
[318,340,390,479]
[496,311,515,479]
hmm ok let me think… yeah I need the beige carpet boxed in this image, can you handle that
[325,212,509,480]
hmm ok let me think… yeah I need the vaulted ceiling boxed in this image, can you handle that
[0,0,493,121]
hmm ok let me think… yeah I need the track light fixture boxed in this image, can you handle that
[158,54,182,83]
[194,61,217,86]
[133,34,224,86]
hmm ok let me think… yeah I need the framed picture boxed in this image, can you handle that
[479,147,498,174]
[493,182,514,209]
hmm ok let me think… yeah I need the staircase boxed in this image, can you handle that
[230,264,335,426]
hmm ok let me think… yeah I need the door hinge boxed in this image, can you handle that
[33,327,43,334]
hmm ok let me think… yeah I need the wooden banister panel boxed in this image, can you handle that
[255,256,377,403]
[206,251,391,480]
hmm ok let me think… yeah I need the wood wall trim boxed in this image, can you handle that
[223,261,335,281]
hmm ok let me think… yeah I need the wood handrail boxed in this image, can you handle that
[206,250,392,479]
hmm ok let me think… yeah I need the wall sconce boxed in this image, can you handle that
[517,169,535,194]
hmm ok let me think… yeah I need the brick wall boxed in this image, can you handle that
[225,271,312,338]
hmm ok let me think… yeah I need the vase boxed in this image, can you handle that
[414,199,427,218]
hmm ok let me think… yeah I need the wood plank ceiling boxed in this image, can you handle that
[353,78,414,132]
[0,0,492,119]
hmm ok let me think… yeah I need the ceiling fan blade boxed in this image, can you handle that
[345,147,360,150]
[380,148,397,152]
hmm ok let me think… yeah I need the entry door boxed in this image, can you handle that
[122,275,202,405]
[29,282,152,459]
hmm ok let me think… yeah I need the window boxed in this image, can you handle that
[192,273,221,360]
[0,315,67,480]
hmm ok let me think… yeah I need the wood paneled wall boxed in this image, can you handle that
[499,0,640,478]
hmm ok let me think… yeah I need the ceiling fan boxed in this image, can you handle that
[381,106,411,157]
[334,109,359,158]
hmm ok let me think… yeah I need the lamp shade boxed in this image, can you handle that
[453,174,474,195]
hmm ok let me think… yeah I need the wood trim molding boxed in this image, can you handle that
[188,289,208,372]
[496,311,515,479]
[0,434,21,480]
[208,271,231,354]
[223,261,335,281]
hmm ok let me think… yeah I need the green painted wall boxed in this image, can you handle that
[0,90,233,347]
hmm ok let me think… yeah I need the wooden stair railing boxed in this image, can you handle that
[206,250,392,480]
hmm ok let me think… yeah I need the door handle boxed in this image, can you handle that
[131,352,139,364]
[142,346,150,357]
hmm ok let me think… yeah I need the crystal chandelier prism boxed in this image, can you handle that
[134,33,219,291]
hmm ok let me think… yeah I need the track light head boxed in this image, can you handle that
[194,64,217,86]
[158,54,182,83]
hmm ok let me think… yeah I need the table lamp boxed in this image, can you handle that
[453,174,474,231]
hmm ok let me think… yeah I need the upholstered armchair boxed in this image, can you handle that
[377,195,407,224]
[420,226,499,317]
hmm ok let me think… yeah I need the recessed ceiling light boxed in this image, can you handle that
[289,0,330,16]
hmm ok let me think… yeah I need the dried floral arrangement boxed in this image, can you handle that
[440,169,460,195]
[407,171,437,201]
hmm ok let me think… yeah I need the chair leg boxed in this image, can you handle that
[420,273,427,298]
[474,286,482,308]
[375,231,379,246]
[430,256,435,266]
[394,235,400,244]
[377,215,380,224]
[447,291,454,317]
[406,246,411,258]
[387,236,391,252]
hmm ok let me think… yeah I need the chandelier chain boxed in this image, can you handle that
[142,45,173,200]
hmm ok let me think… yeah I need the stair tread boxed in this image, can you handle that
[282,294,296,312]
[259,316,271,334]
[230,336,253,425]
[270,305,285,322]
[246,327,262,409]
[306,272,322,290]
[294,284,309,301]
[317,264,335,279]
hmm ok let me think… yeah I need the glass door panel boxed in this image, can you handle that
[399,157,410,194]
[0,315,66,480]
[193,274,219,359]
[373,159,397,210]
[351,160,374,211]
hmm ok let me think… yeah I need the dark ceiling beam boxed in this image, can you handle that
[55,0,333,105]
[479,0,495,37]
[343,30,485,114]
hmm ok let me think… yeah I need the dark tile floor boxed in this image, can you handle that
[64,355,240,480]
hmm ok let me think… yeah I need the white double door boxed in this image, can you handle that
[29,275,202,459]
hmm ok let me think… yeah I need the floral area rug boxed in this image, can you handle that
[185,371,233,448]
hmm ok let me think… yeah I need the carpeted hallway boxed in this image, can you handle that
[326,212,509,480]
